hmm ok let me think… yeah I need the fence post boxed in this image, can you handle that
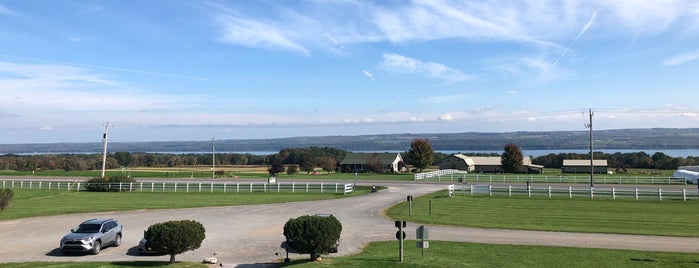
[174,183,178,192]
[612,188,616,200]
[321,183,323,193]
[224,183,227,193]
[130,182,133,192]
[508,185,511,197]
[548,186,551,198]
[569,186,572,199]
[590,187,594,199]
[528,185,531,198]
[659,188,662,201]
[635,188,639,200]
[211,183,214,193]
[77,182,80,192]
[683,188,687,202]
[237,183,240,193]
[278,183,280,193]
[198,183,202,192]
[470,184,473,196]
[140,182,143,192]
[162,182,165,192]
[306,183,309,193]
[48,182,50,190]
[151,182,155,192]
[250,183,253,193]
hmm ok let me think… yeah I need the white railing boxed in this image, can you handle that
[414,169,468,181]
[429,174,688,185]
[453,184,699,201]
[1,180,353,194]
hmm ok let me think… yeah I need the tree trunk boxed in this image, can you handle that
[169,254,176,263]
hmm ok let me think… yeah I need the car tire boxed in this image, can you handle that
[90,241,101,255]
[114,234,122,247]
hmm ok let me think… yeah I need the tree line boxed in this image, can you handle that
[0,145,697,172]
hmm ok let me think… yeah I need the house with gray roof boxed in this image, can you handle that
[339,152,405,173]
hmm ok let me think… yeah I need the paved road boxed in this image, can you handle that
[2,182,699,267]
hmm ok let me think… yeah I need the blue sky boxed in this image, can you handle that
[1,0,699,144]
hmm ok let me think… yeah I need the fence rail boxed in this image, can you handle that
[1,180,353,194]
[420,173,688,185]
[414,169,468,180]
[450,184,699,201]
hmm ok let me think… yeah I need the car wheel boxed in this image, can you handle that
[90,241,101,255]
[114,234,122,247]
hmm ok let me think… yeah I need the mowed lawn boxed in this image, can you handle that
[386,190,699,237]
[0,186,379,220]
[286,240,699,268]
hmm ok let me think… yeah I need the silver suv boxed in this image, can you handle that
[60,219,122,254]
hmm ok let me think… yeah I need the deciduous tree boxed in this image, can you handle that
[501,143,524,173]
[407,138,434,172]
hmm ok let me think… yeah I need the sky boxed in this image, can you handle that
[1,0,699,144]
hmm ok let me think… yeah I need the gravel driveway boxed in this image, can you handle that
[1,182,698,267]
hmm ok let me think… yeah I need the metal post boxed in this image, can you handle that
[101,122,112,179]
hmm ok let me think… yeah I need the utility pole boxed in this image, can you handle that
[212,137,215,180]
[585,109,594,190]
[101,122,112,179]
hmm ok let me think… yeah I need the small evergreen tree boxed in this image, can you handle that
[284,215,342,261]
[145,220,206,263]
[0,188,14,212]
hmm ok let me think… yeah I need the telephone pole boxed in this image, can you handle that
[212,137,215,180]
[101,122,112,178]
[585,109,594,189]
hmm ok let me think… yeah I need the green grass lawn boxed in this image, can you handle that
[0,186,381,220]
[386,190,699,237]
[284,240,699,268]
[0,262,206,268]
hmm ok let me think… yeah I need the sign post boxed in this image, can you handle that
[395,220,406,262]
[416,225,429,257]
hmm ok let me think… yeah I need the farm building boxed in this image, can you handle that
[561,159,608,173]
[438,154,543,173]
[673,166,699,184]
[338,152,405,173]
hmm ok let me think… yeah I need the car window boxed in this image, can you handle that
[74,223,101,233]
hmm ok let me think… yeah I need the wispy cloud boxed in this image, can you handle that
[424,93,470,104]
[554,11,597,65]
[662,50,699,66]
[379,53,473,84]
[216,14,309,55]
[0,4,18,16]
[363,70,375,81]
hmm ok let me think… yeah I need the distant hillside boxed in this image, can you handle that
[2,128,699,154]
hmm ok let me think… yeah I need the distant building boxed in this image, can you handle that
[338,152,405,173]
[561,159,608,173]
[438,154,543,173]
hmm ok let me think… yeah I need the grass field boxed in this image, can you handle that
[386,190,699,237]
[283,240,699,268]
[0,186,380,220]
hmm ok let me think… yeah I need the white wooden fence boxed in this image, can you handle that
[449,184,699,201]
[414,169,468,180]
[1,180,353,194]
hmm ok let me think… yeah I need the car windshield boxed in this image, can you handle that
[74,223,101,233]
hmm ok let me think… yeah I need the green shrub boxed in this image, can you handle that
[85,174,136,192]
[0,188,13,211]
[283,214,342,260]
[145,220,206,263]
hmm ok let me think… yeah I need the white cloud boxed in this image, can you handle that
[438,113,454,121]
[507,90,517,95]
[363,70,375,81]
[662,50,699,66]
[379,53,473,84]
[0,4,18,16]
[424,93,469,104]
[216,14,309,55]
